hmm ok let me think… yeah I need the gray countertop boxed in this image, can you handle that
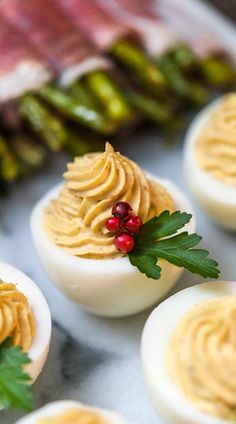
[1,127,235,423]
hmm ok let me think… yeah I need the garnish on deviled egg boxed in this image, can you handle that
[31,142,217,316]
[43,143,219,279]
[0,339,33,412]
[43,142,174,259]
[0,279,34,411]
[0,262,51,411]
[104,204,219,280]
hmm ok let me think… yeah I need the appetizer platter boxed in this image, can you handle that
[0,0,236,424]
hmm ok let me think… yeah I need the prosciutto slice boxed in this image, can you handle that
[1,0,109,85]
[98,0,228,58]
[156,0,227,58]
[58,0,131,51]
[96,0,177,56]
[0,16,51,102]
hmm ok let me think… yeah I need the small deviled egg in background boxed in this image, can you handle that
[31,142,195,318]
[15,400,130,424]
[184,94,236,231]
[142,281,236,424]
[0,261,51,383]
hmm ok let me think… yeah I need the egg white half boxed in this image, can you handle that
[15,400,130,424]
[31,173,195,317]
[184,98,236,230]
[141,281,236,424]
[0,261,51,383]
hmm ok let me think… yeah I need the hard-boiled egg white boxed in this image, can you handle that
[141,281,236,424]
[15,400,130,424]
[0,261,51,383]
[31,173,195,318]
[184,98,236,231]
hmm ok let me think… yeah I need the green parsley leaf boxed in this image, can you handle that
[0,340,33,411]
[141,232,202,251]
[129,253,161,279]
[128,211,220,280]
[138,210,192,242]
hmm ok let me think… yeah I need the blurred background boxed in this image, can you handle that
[0,0,235,194]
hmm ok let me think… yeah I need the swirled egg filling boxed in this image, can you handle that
[196,93,236,185]
[0,279,35,351]
[37,409,107,423]
[167,296,236,421]
[43,142,174,259]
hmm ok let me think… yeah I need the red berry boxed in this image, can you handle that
[125,215,143,234]
[114,231,134,253]
[112,201,132,219]
[105,216,122,233]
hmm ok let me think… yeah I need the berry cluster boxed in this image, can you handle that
[105,202,143,254]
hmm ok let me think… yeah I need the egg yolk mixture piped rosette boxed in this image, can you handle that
[37,409,107,424]
[0,279,35,352]
[196,93,236,185]
[43,142,174,259]
[167,296,236,421]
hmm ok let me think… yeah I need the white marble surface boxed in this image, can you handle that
[0,128,235,424]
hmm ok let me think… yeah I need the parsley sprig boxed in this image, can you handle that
[129,211,220,280]
[0,339,33,411]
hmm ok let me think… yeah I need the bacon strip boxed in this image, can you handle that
[0,15,51,102]
[1,0,109,85]
[58,0,131,51]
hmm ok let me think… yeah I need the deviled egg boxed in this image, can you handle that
[15,400,130,423]
[0,261,51,383]
[31,142,194,317]
[142,281,236,424]
[184,93,236,230]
